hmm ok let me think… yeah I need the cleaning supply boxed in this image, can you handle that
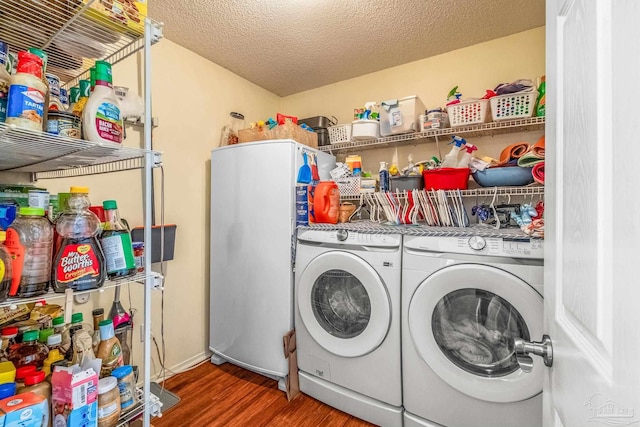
[297,152,312,184]
[389,148,399,176]
[312,181,340,224]
[456,144,477,168]
[82,61,123,143]
[379,162,389,192]
[535,75,545,117]
[440,136,467,168]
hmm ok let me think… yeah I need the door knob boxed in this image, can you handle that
[513,335,553,373]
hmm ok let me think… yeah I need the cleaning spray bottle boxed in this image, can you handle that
[456,143,477,168]
[379,162,389,192]
[441,136,467,168]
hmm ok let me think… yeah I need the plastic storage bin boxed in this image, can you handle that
[490,90,537,121]
[328,124,352,144]
[446,99,490,127]
[380,96,426,136]
[423,168,471,190]
[351,120,380,141]
[389,175,424,192]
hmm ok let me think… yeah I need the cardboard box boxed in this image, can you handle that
[0,392,48,427]
[52,366,99,427]
[238,122,318,149]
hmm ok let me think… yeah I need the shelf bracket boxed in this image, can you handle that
[150,20,164,44]
[152,152,163,168]
[150,272,165,290]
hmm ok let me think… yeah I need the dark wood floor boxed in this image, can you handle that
[153,361,376,426]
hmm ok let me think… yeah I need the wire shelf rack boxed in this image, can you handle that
[0,272,157,310]
[0,123,159,178]
[340,185,545,201]
[116,387,163,427]
[320,117,545,153]
[0,0,163,85]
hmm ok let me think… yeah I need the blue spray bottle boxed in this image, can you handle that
[379,161,390,192]
[441,136,467,168]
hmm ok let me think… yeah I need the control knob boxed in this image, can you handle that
[468,236,486,251]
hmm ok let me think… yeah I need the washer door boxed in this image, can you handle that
[298,251,391,358]
[408,263,543,403]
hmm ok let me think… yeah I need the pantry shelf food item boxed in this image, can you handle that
[5,51,47,131]
[82,61,123,143]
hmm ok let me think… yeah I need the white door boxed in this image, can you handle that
[543,0,640,425]
[297,251,391,358]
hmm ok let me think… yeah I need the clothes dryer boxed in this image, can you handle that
[402,234,544,427]
[295,229,402,427]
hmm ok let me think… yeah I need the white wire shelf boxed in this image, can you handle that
[116,387,163,427]
[0,1,163,85]
[0,272,161,310]
[0,123,160,179]
[341,185,545,201]
[321,117,545,153]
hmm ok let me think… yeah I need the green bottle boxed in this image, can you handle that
[535,75,546,117]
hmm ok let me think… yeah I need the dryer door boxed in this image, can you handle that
[408,263,543,403]
[298,251,391,358]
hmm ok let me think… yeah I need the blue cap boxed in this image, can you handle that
[0,41,7,66]
[111,365,133,379]
[0,382,16,399]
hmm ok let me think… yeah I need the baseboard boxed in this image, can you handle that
[150,351,212,382]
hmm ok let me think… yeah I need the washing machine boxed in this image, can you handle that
[402,234,544,427]
[295,228,403,427]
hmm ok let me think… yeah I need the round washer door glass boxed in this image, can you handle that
[408,263,543,403]
[312,269,371,339]
[432,288,530,377]
[298,251,391,358]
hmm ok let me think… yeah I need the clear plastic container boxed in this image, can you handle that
[8,330,48,369]
[111,365,136,412]
[5,207,53,297]
[101,200,136,279]
[220,112,245,146]
[53,186,106,292]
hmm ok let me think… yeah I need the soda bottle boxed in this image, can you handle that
[100,200,136,279]
[52,186,106,292]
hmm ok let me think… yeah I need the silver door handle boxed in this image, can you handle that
[513,335,553,373]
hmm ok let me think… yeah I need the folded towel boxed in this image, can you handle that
[532,162,545,184]
[499,142,530,165]
[531,135,545,158]
[517,136,545,167]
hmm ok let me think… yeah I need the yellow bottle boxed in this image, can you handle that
[72,79,91,117]
[42,349,64,377]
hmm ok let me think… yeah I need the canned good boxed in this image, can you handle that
[45,73,60,98]
[28,190,49,210]
[132,242,144,273]
[59,87,69,109]
[46,111,81,138]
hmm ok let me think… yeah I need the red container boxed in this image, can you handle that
[423,168,470,190]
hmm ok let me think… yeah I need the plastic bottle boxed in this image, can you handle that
[440,136,467,168]
[26,48,49,128]
[0,326,18,359]
[96,319,123,378]
[72,80,91,118]
[8,330,48,369]
[456,144,478,168]
[379,161,390,192]
[52,317,70,355]
[46,334,62,354]
[14,365,36,389]
[0,231,12,302]
[5,51,47,131]
[82,61,123,144]
[0,382,15,400]
[67,87,79,113]
[41,348,64,377]
[53,186,106,292]
[100,200,136,279]
[90,66,96,93]
[5,207,53,297]
[0,41,10,123]
[17,370,51,427]
[535,75,546,117]
[92,308,104,354]
[38,328,53,345]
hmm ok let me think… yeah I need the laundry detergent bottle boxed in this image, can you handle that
[53,186,106,292]
[312,181,340,224]
[82,61,123,144]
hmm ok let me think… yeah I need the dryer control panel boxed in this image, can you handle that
[404,235,544,259]
[297,229,401,248]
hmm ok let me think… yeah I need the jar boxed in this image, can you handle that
[132,242,144,273]
[46,111,82,138]
[19,370,51,427]
[0,326,18,353]
[46,333,63,354]
[220,112,245,146]
[0,231,12,302]
[8,330,48,369]
[59,87,69,110]
[111,365,136,412]
[5,207,53,297]
[6,51,47,131]
[0,361,16,384]
[97,376,121,427]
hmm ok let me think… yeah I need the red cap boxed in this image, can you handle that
[17,51,43,79]
[15,365,37,380]
[24,371,45,386]
[1,326,18,336]
[89,206,106,222]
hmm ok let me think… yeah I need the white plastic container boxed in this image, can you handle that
[379,95,426,136]
[82,60,123,144]
[351,120,380,141]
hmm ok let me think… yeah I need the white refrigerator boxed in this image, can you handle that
[209,139,335,385]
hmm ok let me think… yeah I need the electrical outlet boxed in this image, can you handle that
[74,293,90,304]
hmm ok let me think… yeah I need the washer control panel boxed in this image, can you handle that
[404,234,544,259]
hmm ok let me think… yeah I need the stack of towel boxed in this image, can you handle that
[516,136,545,184]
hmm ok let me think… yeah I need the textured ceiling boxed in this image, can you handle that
[150,0,545,97]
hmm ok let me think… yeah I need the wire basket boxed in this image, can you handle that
[335,177,361,197]
[447,99,490,127]
[330,164,351,180]
[490,90,537,121]
[328,124,352,144]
